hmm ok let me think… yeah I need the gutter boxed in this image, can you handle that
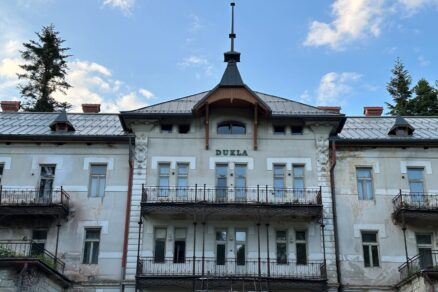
[121,136,134,291]
[329,141,342,291]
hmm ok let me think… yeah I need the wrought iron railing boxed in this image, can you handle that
[137,257,326,280]
[398,250,438,281]
[0,186,69,209]
[393,191,438,211]
[142,185,322,205]
[0,240,65,274]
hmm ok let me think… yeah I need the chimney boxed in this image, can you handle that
[82,104,101,113]
[318,106,341,114]
[1,101,21,112]
[364,106,383,117]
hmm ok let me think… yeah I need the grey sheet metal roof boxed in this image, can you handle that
[338,117,438,140]
[121,91,341,117]
[0,112,126,138]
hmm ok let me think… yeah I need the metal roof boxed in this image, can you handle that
[122,91,342,117]
[0,112,126,137]
[338,117,438,140]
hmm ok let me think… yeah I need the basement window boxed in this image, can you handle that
[160,124,173,133]
[178,124,190,134]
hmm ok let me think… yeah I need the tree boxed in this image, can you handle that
[411,79,438,116]
[18,24,72,112]
[385,58,412,115]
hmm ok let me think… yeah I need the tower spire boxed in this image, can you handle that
[224,2,240,63]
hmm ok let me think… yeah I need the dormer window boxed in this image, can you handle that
[217,121,246,134]
[388,116,414,137]
[49,110,75,133]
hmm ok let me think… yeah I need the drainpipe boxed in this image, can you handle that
[329,141,342,291]
[121,136,134,291]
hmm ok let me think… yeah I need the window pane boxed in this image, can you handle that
[217,125,230,134]
[159,164,170,175]
[294,178,304,190]
[363,245,370,267]
[32,230,48,240]
[216,231,227,241]
[407,168,423,180]
[98,178,106,196]
[274,126,286,134]
[173,241,186,263]
[277,242,287,264]
[161,124,172,133]
[155,228,167,239]
[91,165,106,175]
[216,244,226,265]
[236,244,245,265]
[159,177,169,187]
[362,233,377,243]
[293,166,304,177]
[236,231,246,242]
[86,229,100,239]
[231,124,245,134]
[409,182,424,193]
[276,231,287,241]
[357,168,372,178]
[296,231,306,241]
[83,242,91,264]
[273,165,285,176]
[371,245,379,267]
[90,177,98,197]
[175,228,186,239]
[91,242,99,264]
[177,164,188,175]
[416,234,432,245]
[154,241,165,263]
[296,243,307,265]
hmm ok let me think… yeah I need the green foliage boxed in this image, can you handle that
[18,24,72,112]
[411,79,438,116]
[386,58,413,115]
[0,245,16,257]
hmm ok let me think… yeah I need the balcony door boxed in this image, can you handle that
[416,234,433,269]
[234,164,247,201]
[39,165,55,202]
[216,164,228,202]
[235,230,247,275]
[407,168,425,204]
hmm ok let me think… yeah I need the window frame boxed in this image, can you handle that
[295,230,307,265]
[217,121,246,135]
[88,164,107,198]
[356,167,374,200]
[173,227,187,264]
[407,167,425,194]
[273,164,286,197]
[361,231,380,268]
[154,227,167,263]
[39,164,56,199]
[176,163,189,197]
[276,230,288,264]
[215,229,227,265]
[82,228,101,265]
[158,163,171,197]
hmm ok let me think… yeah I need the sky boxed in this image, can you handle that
[0,0,437,115]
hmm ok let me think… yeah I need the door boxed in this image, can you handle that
[235,230,247,275]
[234,164,247,201]
[39,165,55,203]
[31,230,47,256]
[176,163,189,198]
[215,229,227,275]
[407,168,425,204]
[216,164,228,202]
[416,234,433,269]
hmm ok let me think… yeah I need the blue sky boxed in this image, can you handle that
[0,0,437,115]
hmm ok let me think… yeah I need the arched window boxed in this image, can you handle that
[217,121,246,134]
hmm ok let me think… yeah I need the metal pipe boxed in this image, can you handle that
[122,136,134,279]
[192,221,197,292]
[202,222,206,276]
[54,222,61,267]
[257,223,261,277]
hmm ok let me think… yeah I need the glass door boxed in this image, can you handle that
[408,168,425,204]
[416,234,433,269]
[216,164,228,202]
[39,165,55,203]
[234,164,247,201]
[235,230,247,275]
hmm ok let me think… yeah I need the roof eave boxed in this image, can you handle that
[331,137,438,147]
[0,134,131,143]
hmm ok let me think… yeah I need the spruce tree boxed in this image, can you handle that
[411,79,438,116]
[18,24,72,112]
[385,58,412,115]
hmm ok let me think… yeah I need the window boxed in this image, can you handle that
[296,231,307,265]
[176,163,189,197]
[356,167,374,200]
[276,230,287,264]
[31,230,47,256]
[234,164,247,201]
[216,229,227,265]
[293,165,305,198]
[407,167,425,204]
[83,228,101,264]
[273,165,285,197]
[291,126,303,135]
[235,230,246,266]
[215,164,228,201]
[158,163,170,197]
[0,163,4,184]
[178,124,190,134]
[89,164,107,197]
[217,121,246,134]
[154,228,166,263]
[160,124,172,133]
[173,228,186,263]
[416,234,433,269]
[39,165,55,200]
[273,125,286,135]
[362,232,379,267]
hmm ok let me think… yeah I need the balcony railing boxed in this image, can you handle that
[398,250,438,282]
[0,240,65,275]
[0,186,69,209]
[142,185,321,205]
[137,257,326,280]
[393,191,438,211]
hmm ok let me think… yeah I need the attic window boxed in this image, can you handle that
[49,110,75,132]
[291,126,304,135]
[160,124,173,133]
[217,121,246,135]
[273,125,286,135]
[178,124,190,134]
[388,116,414,137]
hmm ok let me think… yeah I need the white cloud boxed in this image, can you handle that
[179,55,213,78]
[139,88,155,99]
[304,0,384,50]
[418,55,430,67]
[102,0,135,15]
[398,0,438,13]
[105,92,148,112]
[189,14,202,32]
[0,58,23,79]
[316,72,361,104]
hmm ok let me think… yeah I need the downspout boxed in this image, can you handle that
[330,141,342,291]
[121,136,134,291]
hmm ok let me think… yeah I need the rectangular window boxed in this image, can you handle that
[216,229,227,265]
[178,124,190,134]
[83,228,101,264]
[356,167,374,200]
[31,229,47,256]
[154,228,167,263]
[291,126,303,135]
[89,164,107,197]
[276,230,287,264]
[215,164,228,201]
[416,234,433,269]
[273,165,285,197]
[362,232,379,267]
[293,165,305,198]
[296,231,307,265]
[235,230,246,266]
[407,167,425,203]
[234,164,247,201]
[158,163,170,197]
[273,125,286,135]
[39,165,55,200]
[160,124,172,133]
[176,163,189,197]
[173,228,186,263]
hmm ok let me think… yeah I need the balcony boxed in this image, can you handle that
[392,191,438,226]
[398,250,438,284]
[141,185,322,220]
[136,257,327,291]
[0,186,70,218]
[0,240,70,288]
